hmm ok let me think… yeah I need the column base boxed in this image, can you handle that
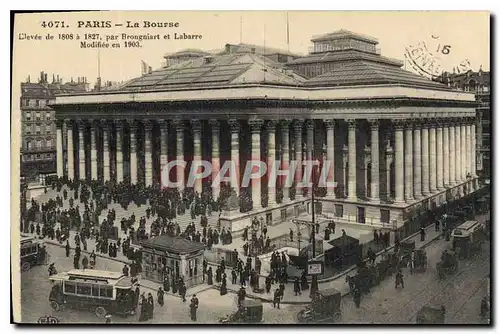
[437,186,446,192]
[267,201,277,208]
[347,196,358,202]
[368,198,380,204]
[421,191,431,197]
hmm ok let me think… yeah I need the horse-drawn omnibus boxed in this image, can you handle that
[452,220,485,259]
[48,269,138,318]
[21,235,48,272]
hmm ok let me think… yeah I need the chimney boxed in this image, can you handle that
[57,75,60,83]
[52,74,56,84]
[44,73,48,83]
[40,71,44,83]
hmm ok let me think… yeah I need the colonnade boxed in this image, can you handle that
[56,116,477,209]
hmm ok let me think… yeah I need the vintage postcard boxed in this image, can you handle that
[11,10,491,324]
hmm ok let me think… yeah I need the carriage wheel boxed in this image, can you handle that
[95,306,107,318]
[50,301,61,311]
[21,262,30,272]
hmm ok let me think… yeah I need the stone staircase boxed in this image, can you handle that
[30,185,220,240]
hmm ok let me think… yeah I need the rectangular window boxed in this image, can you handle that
[91,284,100,297]
[25,99,30,107]
[35,100,40,107]
[280,209,287,221]
[380,209,390,224]
[334,204,343,218]
[46,112,51,120]
[77,283,92,295]
[99,286,113,298]
[36,112,41,120]
[64,282,76,294]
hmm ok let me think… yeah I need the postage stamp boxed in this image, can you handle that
[11,10,490,325]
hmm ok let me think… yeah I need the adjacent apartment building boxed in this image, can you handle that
[434,68,491,178]
[20,72,88,182]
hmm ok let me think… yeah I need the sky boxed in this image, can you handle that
[12,11,490,87]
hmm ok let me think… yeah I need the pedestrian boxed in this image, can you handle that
[420,227,426,242]
[105,314,112,324]
[279,281,285,298]
[122,264,129,277]
[353,288,361,308]
[273,288,281,309]
[237,286,246,306]
[163,275,170,292]
[435,219,440,232]
[265,275,272,293]
[294,277,301,296]
[179,282,186,302]
[309,275,318,298]
[395,270,404,289]
[73,254,80,269]
[220,274,227,296]
[134,286,140,307]
[207,267,213,285]
[189,298,198,321]
[231,268,238,285]
[65,240,70,257]
[157,287,164,307]
[138,294,148,322]
[81,256,89,269]
[289,228,294,242]
[147,292,154,319]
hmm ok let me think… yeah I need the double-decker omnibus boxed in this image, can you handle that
[48,269,138,318]
[21,235,48,272]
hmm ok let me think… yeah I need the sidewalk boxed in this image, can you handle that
[29,211,490,304]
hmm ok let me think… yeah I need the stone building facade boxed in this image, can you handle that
[50,30,479,237]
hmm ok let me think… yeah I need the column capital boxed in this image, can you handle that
[293,119,304,132]
[76,119,87,130]
[144,120,154,131]
[158,119,168,129]
[115,120,124,130]
[367,119,379,129]
[209,119,220,130]
[64,119,74,127]
[172,118,185,131]
[324,119,336,129]
[249,119,264,133]
[346,119,357,130]
[392,119,405,130]
[99,119,111,129]
[55,119,64,128]
[228,119,240,132]
[266,120,278,131]
[126,119,139,130]
[404,120,414,130]
[305,119,315,130]
[190,119,202,132]
[280,119,291,130]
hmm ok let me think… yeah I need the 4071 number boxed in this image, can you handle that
[41,21,68,28]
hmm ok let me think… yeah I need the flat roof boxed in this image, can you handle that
[67,269,124,280]
[455,220,480,231]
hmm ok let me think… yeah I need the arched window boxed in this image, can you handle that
[36,140,42,149]
[26,140,32,150]
[468,79,477,92]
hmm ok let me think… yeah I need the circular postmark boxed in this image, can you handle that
[404,34,471,80]
[37,315,60,324]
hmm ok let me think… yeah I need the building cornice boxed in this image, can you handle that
[53,83,476,107]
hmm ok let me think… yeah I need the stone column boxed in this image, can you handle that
[436,121,444,191]
[266,120,277,206]
[144,121,154,187]
[404,122,414,202]
[66,120,74,180]
[347,119,357,201]
[77,121,86,180]
[90,121,98,181]
[325,119,336,198]
[368,119,379,203]
[413,122,422,199]
[281,121,291,203]
[209,120,220,199]
[102,120,111,182]
[421,122,430,196]
[174,119,185,191]
[461,121,468,179]
[465,118,472,177]
[229,119,240,195]
[306,120,315,197]
[449,124,456,185]
[56,120,64,177]
[249,119,264,210]
[429,122,437,193]
[128,121,138,185]
[293,120,304,196]
[191,119,202,194]
[443,121,450,187]
[394,121,405,204]
[471,121,477,177]
[385,131,393,200]
[455,121,461,183]
[115,121,124,183]
[159,120,168,186]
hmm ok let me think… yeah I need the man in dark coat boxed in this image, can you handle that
[179,282,187,302]
[122,265,129,277]
[353,288,361,308]
[420,227,426,242]
[163,275,170,292]
[294,277,301,296]
[65,240,70,257]
[237,286,246,306]
[73,254,80,269]
[207,267,213,285]
[265,275,272,293]
[273,288,281,309]
[189,297,198,321]
[231,268,238,285]
[157,287,164,306]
